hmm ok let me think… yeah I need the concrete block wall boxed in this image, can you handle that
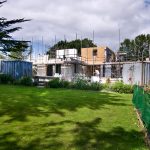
[122,63,142,85]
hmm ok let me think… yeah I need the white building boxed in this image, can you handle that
[32,49,84,81]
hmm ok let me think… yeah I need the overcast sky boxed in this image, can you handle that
[0,0,150,51]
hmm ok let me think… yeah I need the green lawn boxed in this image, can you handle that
[0,85,148,150]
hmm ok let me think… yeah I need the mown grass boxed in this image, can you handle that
[0,85,148,150]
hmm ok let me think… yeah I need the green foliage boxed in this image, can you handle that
[0,74,14,84]
[59,79,70,88]
[73,79,102,91]
[73,78,89,90]
[119,34,150,61]
[73,79,100,91]
[0,74,33,86]
[48,78,103,91]
[19,77,33,86]
[48,78,70,88]
[0,1,30,57]
[110,81,133,93]
[13,79,21,85]
[144,86,150,93]
[0,54,5,59]
[9,42,30,60]
[48,78,62,88]
[48,38,97,56]
[102,83,111,90]
[90,82,103,91]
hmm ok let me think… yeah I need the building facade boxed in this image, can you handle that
[32,47,150,85]
[81,47,115,65]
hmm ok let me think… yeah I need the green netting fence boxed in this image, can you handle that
[132,85,150,132]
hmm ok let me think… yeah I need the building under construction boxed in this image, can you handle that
[33,47,115,80]
[32,47,150,85]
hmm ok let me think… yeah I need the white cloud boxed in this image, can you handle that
[0,0,150,51]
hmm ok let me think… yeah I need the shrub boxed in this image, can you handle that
[90,82,103,91]
[73,74,89,82]
[102,83,111,90]
[48,78,61,88]
[73,78,103,91]
[48,78,104,91]
[13,80,21,85]
[60,80,70,88]
[48,78,70,88]
[111,81,133,93]
[19,77,33,86]
[0,74,14,84]
[144,86,150,93]
[33,80,38,86]
[73,78,89,90]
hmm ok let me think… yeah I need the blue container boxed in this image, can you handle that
[1,60,32,79]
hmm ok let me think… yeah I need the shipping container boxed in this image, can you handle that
[0,60,32,79]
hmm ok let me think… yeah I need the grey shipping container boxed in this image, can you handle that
[0,60,32,79]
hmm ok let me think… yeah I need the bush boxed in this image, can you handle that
[111,81,133,93]
[102,83,111,90]
[90,82,103,91]
[48,78,61,88]
[19,77,33,86]
[144,86,150,93]
[73,78,103,91]
[60,80,70,88]
[13,80,21,85]
[73,78,89,90]
[48,78,70,88]
[0,74,14,84]
[48,78,103,91]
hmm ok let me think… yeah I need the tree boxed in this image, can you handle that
[0,1,30,58]
[9,42,32,60]
[0,53,5,59]
[48,38,96,57]
[119,34,150,61]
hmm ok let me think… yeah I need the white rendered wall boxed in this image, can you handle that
[122,63,142,85]
[56,49,77,59]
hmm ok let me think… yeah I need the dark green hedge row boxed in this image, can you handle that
[48,78,103,91]
[48,78,133,93]
[0,74,133,93]
[0,74,32,86]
